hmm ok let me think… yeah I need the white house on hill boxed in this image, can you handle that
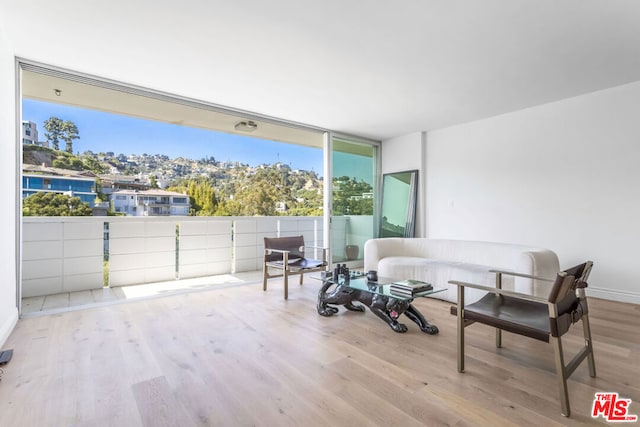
[111,189,190,216]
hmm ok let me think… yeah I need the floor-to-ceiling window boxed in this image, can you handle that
[17,62,383,314]
[18,62,332,311]
[329,136,380,265]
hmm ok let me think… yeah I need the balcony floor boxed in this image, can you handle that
[21,270,265,316]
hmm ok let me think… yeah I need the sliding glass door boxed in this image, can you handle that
[325,135,379,266]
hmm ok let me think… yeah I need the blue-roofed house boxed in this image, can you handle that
[22,164,98,207]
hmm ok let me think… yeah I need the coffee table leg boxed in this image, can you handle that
[404,303,439,335]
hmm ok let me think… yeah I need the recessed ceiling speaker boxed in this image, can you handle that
[234,120,258,132]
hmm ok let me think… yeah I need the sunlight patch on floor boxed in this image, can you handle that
[120,274,247,299]
[21,270,264,316]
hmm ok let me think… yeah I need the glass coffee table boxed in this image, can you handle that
[315,274,444,334]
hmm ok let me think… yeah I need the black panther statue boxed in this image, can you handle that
[317,280,439,334]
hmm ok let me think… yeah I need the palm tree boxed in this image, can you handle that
[62,120,79,153]
[43,116,64,150]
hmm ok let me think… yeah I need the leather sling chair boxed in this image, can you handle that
[263,235,328,300]
[449,261,595,417]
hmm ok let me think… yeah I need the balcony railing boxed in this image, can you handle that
[21,215,372,298]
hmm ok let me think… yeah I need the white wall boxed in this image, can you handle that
[0,27,18,346]
[426,81,640,304]
[381,132,426,237]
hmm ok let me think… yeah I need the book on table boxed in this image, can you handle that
[389,279,433,297]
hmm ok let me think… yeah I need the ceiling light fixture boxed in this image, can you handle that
[53,89,62,96]
[234,120,258,132]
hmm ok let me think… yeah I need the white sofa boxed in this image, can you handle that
[364,238,560,303]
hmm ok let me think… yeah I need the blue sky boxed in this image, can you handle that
[22,99,324,174]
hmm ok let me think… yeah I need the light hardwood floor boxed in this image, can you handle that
[1,280,638,426]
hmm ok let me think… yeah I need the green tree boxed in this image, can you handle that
[193,180,217,216]
[234,179,280,216]
[213,198,241,216]
[168,178,217,216]
[22,192,92,216]
[149,175,160,189]
[288,188,323,216]
[168,165,324,217]
[82,157,106,174]
[70,158,84,170]
[43,116,64,150]
[94,179,108,206]
[332,176,373,215]
[52,158,69,169]
[62,120,80,153]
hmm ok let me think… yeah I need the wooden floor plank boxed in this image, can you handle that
[132,376,195,427]
[0,280,638,426]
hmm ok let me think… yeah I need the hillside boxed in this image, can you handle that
[21,144,336,216]
[23,145,53,166]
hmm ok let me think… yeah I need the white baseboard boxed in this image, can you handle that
[0,308,18,348]
[588,287,640,305]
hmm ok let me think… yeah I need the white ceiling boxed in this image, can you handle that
[2,0,640,141]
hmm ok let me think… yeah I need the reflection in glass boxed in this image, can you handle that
[379,170,418,238]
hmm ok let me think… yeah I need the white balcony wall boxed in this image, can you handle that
[108,217,177,287]
[234,218,266,273]
[281,216,325,262]
[179,218,233,279]
[331,215,373,262]
[22,216,326,298]
[22,217,104,297]
[331,216,348,261]
[345,215,373,260]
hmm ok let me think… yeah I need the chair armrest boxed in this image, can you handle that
[265,248,291,254]
[448,280,548,303]
[305,245,328,250]
[489,269,555,282]
[305,245,328,263]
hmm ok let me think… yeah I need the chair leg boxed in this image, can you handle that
[551,335,571,417]
[494,273,503,348]
[263,264,268,291]
[299,272,304,285]
[284,270,289,300]
[582,314,597,377]
[283,252,289,300]
[457,287,465,373]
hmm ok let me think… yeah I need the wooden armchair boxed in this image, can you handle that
[449,261,595,417]
[263,235,328,300]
